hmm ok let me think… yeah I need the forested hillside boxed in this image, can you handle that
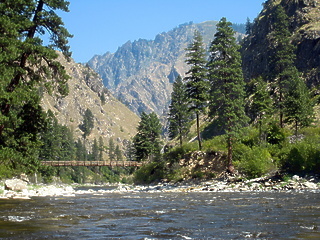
[242,0,320,87]
[41,52,139,148]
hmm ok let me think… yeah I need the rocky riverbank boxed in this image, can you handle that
[0,174,319,199]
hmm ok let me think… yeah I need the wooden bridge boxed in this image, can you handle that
[41,160,143,167]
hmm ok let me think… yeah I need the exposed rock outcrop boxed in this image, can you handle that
[241,0,320,87]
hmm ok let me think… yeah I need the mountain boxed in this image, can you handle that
[241,0,320,86]
[41,52,139,147]
[88,21,244,116]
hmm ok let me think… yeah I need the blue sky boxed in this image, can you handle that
[60,0,266,63]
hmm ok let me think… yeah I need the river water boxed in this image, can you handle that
[0,189,319,239]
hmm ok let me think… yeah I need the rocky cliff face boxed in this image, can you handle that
[41,52,139,146]
[241,0,320,86]
[88,21,226,116]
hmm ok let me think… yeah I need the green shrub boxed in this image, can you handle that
[134,162,165,184]
[121,176,133,184]
[166,164,189,182]
[238,127,260,147]
[192,170,205,179]
[202,135,227,152]
[266,122,290,145]
[234,144,275,178]
[164,142,198,164]
[280,138,320,174]
[0,164,15,179]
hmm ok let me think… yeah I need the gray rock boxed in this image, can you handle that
[264,182,271,187]
[5,179,28,191]
[303,182,317,189]
[292,175,300,181]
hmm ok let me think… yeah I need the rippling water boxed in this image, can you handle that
[0,190,319,239]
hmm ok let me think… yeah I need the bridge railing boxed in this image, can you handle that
[41,160,143,167]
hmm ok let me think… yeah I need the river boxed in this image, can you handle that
[0,189,319,239]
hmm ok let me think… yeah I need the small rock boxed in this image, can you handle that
[264,182,271,187]
[292,175,300,181]
[250,182,261,190]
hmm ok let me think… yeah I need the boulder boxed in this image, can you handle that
[5,179,28,191]
[303,182,318,189]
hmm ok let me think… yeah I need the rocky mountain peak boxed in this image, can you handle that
[88,21,223,116]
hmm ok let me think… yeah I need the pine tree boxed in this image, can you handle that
[208,17,248,173]
[184,30,208,150]
[59,125,75,162]
[108,138,115,161]
[98,136,104,161]
[247,77,273,142]
[115,145,123,162]
[39,110,61,162]
[133,112,162,161]
[75,139,87,162]
[0,0,72,172]
[168,75,192,146]
[268,5,305,128]
[90,138,99,162]
[125,140,135,161]
[267,5,314,131]
[284,75,314,137]
[245,17,252,35]
[80,109,94,139]
[100,92,106,105]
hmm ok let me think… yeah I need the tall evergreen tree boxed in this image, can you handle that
[184,30,208,150]
[90,138,99,162]
[208,17,248,173]
[39,110,61,162]
[115,145,123,162]
[80,108,94,139]
[284,75,314,137]
[0,0,72,172]
[168,75,192,146]
[125,140,135,161]
[267,5,314,130]
[75,139,87,162]
[59,125,75,161]
[133,112,162,161]
[268,5,310,128]
[247,77,273,142]
[98,136,104,161]
[108,138,115,161]
[245,17,252,35]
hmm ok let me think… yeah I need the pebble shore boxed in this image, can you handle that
[1,175,319,199]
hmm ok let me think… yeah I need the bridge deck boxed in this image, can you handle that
[41,160,143,167]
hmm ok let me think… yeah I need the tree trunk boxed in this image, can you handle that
[196,113,202,150]
[295,120,298,142]
[227,135,234,174]
[279,80,284,128]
